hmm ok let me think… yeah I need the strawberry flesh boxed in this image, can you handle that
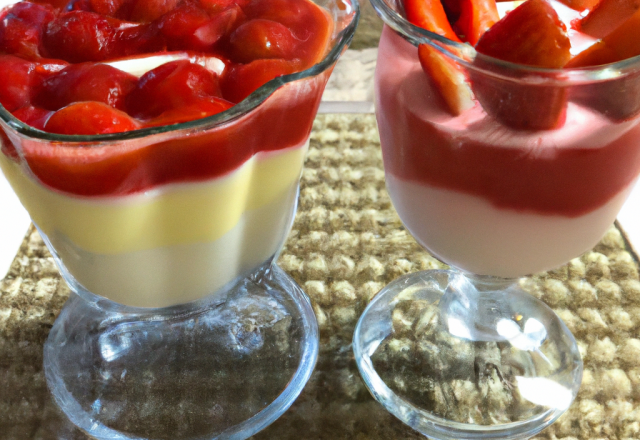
[471,0,570,130]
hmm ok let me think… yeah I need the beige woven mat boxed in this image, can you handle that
[1,114,639,439]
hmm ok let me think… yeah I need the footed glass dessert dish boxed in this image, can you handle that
[354,0,640,438]
[0,0,359,437]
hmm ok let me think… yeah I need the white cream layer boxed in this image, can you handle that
[386,173,635,278]
[52,180,299,307]
[0,144,307,307]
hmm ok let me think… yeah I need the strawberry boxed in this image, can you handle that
[554,0,600,10]
[43,11,122,62]
[126,60,223,118]
[125,0,182,22]
[144,97,233,127]
[12,105,53,130]
[418,43,474,116]
[228,19,299,63]
[475,0,571,68]
[0,56,37,112]
[243,0,332,66]
[453,0,499,46]
[404,0,461,42]
[566,8,640,67]
[0,2,57,59]
[44,101,141,134]
[34,63,137,111]
[221,58,301,103]
[90,0,128,16]
[567,7,640,120]
[472,0,571,130]
[576,0,640,39]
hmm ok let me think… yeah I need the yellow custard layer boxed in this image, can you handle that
[0,143,307,255]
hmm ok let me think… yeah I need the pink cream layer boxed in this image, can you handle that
[375,26,640,218]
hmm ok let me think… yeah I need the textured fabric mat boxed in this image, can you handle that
[1,114,639,439]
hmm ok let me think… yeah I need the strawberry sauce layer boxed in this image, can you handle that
[377,28,640,217]
[11,80,324,196]
[0,0,334,196]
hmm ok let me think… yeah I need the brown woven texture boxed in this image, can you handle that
[1,114,639,439]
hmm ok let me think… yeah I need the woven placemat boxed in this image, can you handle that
[1,114,639,439]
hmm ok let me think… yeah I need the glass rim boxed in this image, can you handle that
[0,0,360,143]
[369,0,640,83]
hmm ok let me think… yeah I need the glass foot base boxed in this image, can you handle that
[353,270,583,440]
[44,263,318,440]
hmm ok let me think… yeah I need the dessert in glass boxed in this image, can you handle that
[353,0,640,438]
[0,0,359,437]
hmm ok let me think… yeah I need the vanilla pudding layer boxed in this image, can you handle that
[0,143,307,307]
[387,173,635,278]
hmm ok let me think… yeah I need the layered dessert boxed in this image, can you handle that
[376,0,640,277]
[0,0,339,307]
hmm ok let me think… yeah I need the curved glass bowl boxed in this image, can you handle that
[0,0,360,308]
[354,0,639,439]
[0,0,360,439]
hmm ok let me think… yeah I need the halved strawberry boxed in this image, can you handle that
[577,0,640,39]
[418,43,474,116]
[472,0,570,130]
[220,58,301,103]
[454,0,499,46]
[34,63,137,111]
[0,2,56,59]
[44,101,141,134]
[43,11,122,62]
[228,19,299,63]
[144,98,233,127]
[404,0,461,42]
[12,105,53,130]
[126,60,223,118]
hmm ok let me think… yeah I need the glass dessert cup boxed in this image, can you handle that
[0,0,359,438]
[353,0,640,439]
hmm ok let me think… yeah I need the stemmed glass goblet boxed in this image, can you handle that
[0,0,359,438]
[353,0,640,438]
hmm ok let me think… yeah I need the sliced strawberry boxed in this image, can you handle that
[0,2,57,59]
[418,43,474,116]
[404,0,461,42]
[44,101,141,134]
[471,0,570,130]
[144,97,233,127]
[567,7,640,120]
[566,8,640,67]
[43,11,122,62]
[126,60,223,118]
[475,0,571,68]
[554,0,600,10]
[228,19,299,63]
[453,0,499,46]
[221,58,301,103]
[577,0,640,39]
[12,105,54,130]
[34,63,137,111]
